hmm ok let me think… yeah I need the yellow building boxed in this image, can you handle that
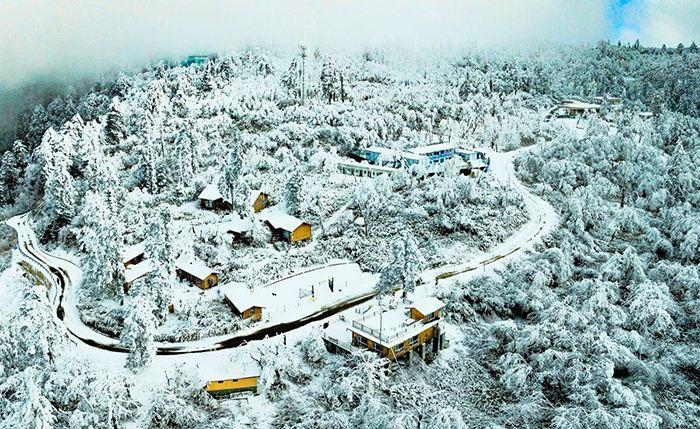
[200,365,261,398]
[175,257,218,289]
[249,190,270,213]
[221,283,265,322]
[260,212,312,243]
[333,297,447,361]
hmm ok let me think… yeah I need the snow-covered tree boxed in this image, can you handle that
[377,229,424,295]
[103,98,126,151]
[121,295,157,372]
[284,168,303,216]
[77,191,125,300]
[321,58,340,103]
[0,368,55,429]
[40,128,77,226]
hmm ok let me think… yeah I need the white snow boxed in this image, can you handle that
[121,241,145,264]
[197,183,224,201]
[560,100,601,110]
[220,283,265,311]
[410,296,445,316]
[407,142,458,155]
[175,256,215,280]
[257,209,306,232]
[219,216,253,234]
[124,259,154,283]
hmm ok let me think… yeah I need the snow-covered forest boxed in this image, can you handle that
[1,38,699,428]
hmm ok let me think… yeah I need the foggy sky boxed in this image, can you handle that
[0,0,615,88]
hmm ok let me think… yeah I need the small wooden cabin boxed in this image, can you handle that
[260,213,311,243]
[221,284,265,322]
[175,257,218,289]
[200,365,260,398]
[249,190,270,213]
[123,260,154,293]
[121,242,146,267]
[198,183,232,211]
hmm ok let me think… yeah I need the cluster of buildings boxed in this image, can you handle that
[340,142,490,178]
[554,96,653,120]
[122,242,219,293]
[196,184,312,244]
[322,296,448,363]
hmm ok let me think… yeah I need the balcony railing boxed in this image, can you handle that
[352,316,441,344]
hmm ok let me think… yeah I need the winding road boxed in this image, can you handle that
[5,144,558,358]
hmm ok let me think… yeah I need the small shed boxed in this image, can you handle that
[198,184,232,211]
[259,213,311,243]
[122,242,146,267]
[249,190,270,213]
[175,257,218,289]
[221,284,265,321]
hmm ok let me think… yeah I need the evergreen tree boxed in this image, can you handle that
[121,295,156,372]
[285,168,303,216]
[46,96,66,126]
[377,229,424,296]
[27,105,50,147]
[0,368,56,429]
[40,129,77,224]
[281,57,302,100]
[172,130,194,187]
[321,58,340,103]
[220,142,243,205]
[143,205,175,317]
[104,98,126,151]
[12,139,29,172]
[77,192,125,300]
[0,151,19,204]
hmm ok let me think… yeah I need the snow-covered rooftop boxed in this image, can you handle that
[410,296,445,316]
[175,256,215,280]
[219,216,253,234]
[198,183,224,201]
[337,160,400,173]
[407,142,458,155]
[365,146,401,156]
[348,306,441,348]
[560,100,601,110]
[259,212,307,232]
[197,360,261,383]
[121,241,145,264]
[124,259,154,284]
[220,283,265,311]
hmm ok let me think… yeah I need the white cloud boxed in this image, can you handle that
[0,0,609,88]
[618,0,700,46]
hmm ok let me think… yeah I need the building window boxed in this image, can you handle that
[427,312,436,321]
[205,200,212,208]
[410,335,419,347]
[394,343,403,353]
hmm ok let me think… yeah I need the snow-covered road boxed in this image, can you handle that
[5,143,558,360]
